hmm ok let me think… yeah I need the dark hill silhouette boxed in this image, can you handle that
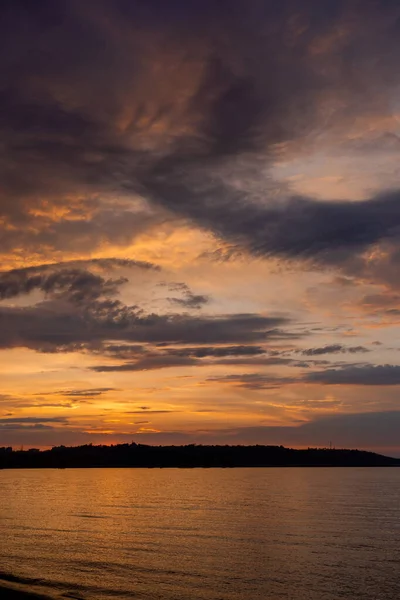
[0,444,399,469]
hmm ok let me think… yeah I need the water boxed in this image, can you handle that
[0,468,399,599]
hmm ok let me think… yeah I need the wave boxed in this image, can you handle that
[0,569,144,599]
[0,579,58,599]
[0,571,87,599]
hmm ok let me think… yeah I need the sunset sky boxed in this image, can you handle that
[2,0,400,454]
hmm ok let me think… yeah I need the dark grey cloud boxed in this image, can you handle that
[0,424,56,431]
[168,345,266,358]
[209,363,400,389]
[91,355,198,372]
[301,345,370,356]
[123,312,291,348]
[89,345,281,372]
[215,356,328,368]
[100,344,148,359]
[94,343,269,362]
[305,364,400,386]
[0,291,291,351]
[0,258,158,303]
[0,267,126,303]
[88,345,321,372]
[1,259,272,355]
[168,293,209,310]
[143,169,400,265]
[1,0,400,266]
[125,410,179,415]
[53,388,116,398]
[129,1,400,270]
[0,417,67,424]
[336,241,400,290]
[208,373,294,390]
[160,282,209,310]
[203,411,400,454]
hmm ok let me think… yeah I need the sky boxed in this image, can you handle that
[1,0,400,455]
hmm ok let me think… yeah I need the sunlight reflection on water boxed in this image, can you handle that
[0,468,399,600]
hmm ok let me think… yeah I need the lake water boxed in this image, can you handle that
[0,468,399,599]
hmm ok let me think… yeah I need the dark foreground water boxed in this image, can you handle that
[0,468,399,600]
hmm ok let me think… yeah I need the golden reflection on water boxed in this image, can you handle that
[0,468,400,600]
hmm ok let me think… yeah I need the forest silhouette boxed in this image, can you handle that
[0,444,399,469]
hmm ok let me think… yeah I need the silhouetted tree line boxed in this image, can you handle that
[0,444,398,469]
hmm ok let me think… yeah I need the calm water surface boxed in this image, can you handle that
[0,468,399,599]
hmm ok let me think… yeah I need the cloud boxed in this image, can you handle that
[305,364,400,386]
[0,258,158,302]
[301,345,370,356]
[0,267,126,303]
[91,355,197,372]
[88,343,325,372]
[208,373,294,390]
[200,411,400,453]
[53,388,117,398]
[168,293,209,310]
[125,410,179,415]
[1,0,400,268]
[89,344,289,372]
[161,282,209,309]
[335,241,400,290]
[2,259,275,353]
[0,417,68,424]
[94,343,268,362]
[209,363,400,389]
[99,344,147,359]
[0,197,167,260]
[0,424,57,431]
[144,165,400,266]
[0,287,292,352]
[167,345,266,358]
[0,417,67,431]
